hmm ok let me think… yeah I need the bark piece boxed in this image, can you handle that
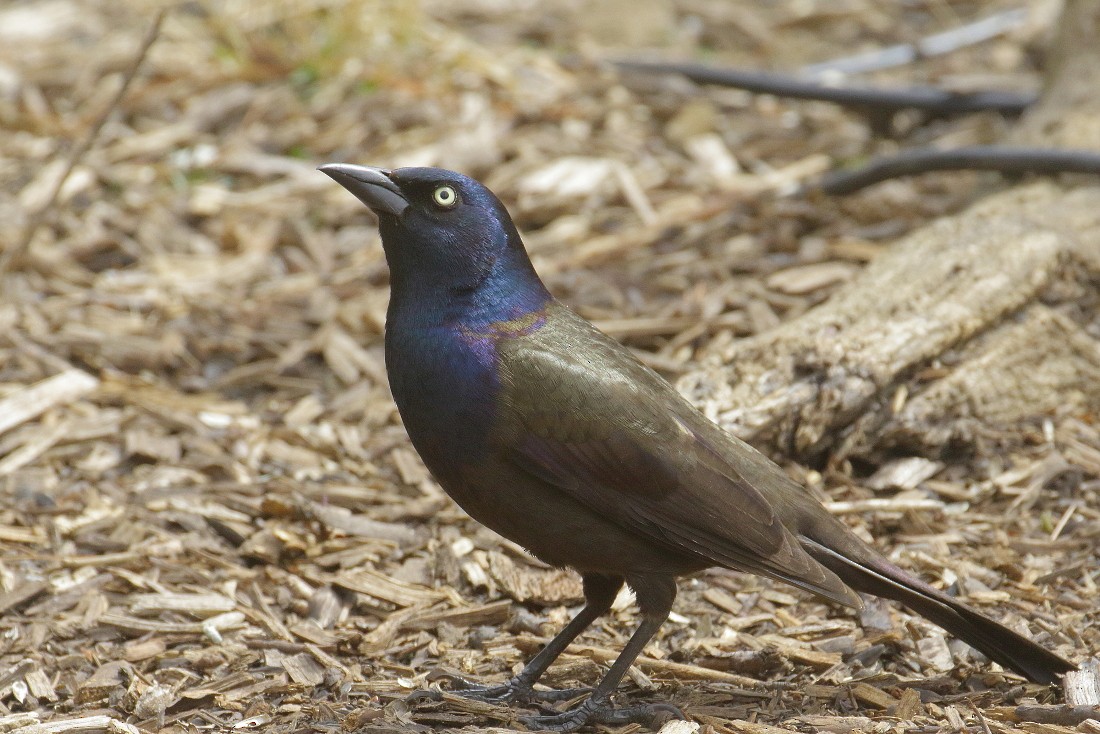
[1066,659,1100,707]
[483,550,583,605]
[868,305,1100,453]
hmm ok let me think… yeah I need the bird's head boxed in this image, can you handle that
[320,164,547,314]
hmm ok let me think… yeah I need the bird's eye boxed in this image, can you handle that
[432,185,458,208]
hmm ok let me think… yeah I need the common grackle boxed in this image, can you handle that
[320,163,1075,732]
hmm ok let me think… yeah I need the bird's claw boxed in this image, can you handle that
[427,670,590,705]
[404,689,443,705]
[521,699,684,732]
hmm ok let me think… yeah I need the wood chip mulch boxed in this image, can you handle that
[0,1,1096,733]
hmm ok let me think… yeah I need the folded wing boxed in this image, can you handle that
[495,312,860,608]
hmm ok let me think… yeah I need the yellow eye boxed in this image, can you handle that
[433,185,458,208]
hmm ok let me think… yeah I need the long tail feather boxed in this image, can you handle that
[801,537,1075,684]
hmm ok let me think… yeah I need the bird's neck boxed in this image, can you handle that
[388,249,551,334]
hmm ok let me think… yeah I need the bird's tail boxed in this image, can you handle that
[801,537,1075,684]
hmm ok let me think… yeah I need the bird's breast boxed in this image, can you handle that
[384,306,548,483]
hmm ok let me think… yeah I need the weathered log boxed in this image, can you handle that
[678,183,1100,459]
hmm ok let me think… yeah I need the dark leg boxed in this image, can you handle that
[439,573,624,704]
[521,574,685,732]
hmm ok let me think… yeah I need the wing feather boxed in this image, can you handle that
[496,308,859,608]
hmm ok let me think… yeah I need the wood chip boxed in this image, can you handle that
[333,568,444,607]
[0,525,48,544]
[849,682,896,709]
[307,501,420,544]
[133,685,176,723]
[9,715,136,734]
[483,550,583,605]
[98,611,246,635]
[121,638,166,663]
[0,581,49,614]
[825,497,946,515]
[0,370,98,436]
[1065,658,1100,706]
[917,632,955,672]
[76,661,130,703]
[129,592,236,617]
[893,686,924,719]
[765,261,859,295]
[866,457,945,490]
[277,651,326,686]
[289,621,339,647]
[404,600,512,630]
[703,587,744,616]
[789,715,877,733]
[754,635,841,669]
[306,585,349,630]
[23,667,57,701]
[123,430,181,462]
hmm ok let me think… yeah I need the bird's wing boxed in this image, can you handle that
[495,310,859,608]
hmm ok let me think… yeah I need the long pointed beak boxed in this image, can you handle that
[319,163,408,217]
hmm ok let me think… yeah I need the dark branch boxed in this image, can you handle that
[812,146,1100,195]
[613,60,1036,117]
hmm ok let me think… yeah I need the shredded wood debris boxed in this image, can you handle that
[0,1,1095,733]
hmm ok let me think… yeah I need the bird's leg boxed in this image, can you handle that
[521,574,685,732]
[436,573,623,704]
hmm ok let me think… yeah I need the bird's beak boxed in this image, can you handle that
[319,163,408,217]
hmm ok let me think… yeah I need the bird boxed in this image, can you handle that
[319,163,1075,732]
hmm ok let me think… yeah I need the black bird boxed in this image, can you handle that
[320,163,1075,731]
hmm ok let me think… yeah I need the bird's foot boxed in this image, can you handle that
[521,697,684,732]
[427,670,590,704]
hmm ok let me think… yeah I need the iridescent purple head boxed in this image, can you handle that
[320,164,546,312]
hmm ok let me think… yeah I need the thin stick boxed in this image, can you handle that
[1,9,166,274]
[811,146,1100,195]
[614,60,1036,117]
[800,8,1028,77]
